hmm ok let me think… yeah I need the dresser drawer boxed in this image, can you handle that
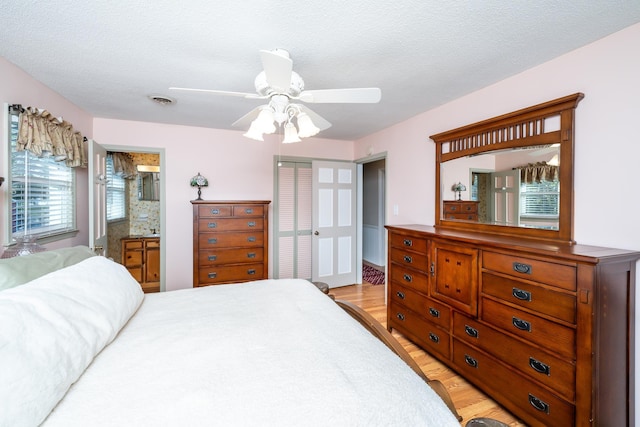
[482,272,576,323]
[390,248,428,271]
[444,212,478,221]
[444,201,478,213]
[199,248,264,266]
[453,312,575,400]
[482,298,576,359]
[124,250,142,266]
[389,301,450,359]
[453,339,575,427]
[198,205,232,217]
[145,239,160,249]
[233,205,264,217]
[198,218,264,232]
[483,251,576,291]
[197,264,264,285]
[198,232,264,249]
[389,233,428,253]
[390,265,428,293]
[123,240,143,250]
[390,284,450,330]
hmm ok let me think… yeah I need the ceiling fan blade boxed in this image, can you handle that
[169,87,263,99]
[299,105,332,131]
[231,107,262,128]
[260,49,293,93]
[298,87,382,104]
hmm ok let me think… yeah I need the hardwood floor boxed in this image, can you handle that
[331,282,527,427]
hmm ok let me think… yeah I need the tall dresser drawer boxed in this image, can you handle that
[199,248,264,266]
[389,233,428,253]
[453,312,575,400]
[198,264,264,285]
[389,301,450,359]
[482,272,576,323]
[483,251,576,291]
[198,218,264,232]
[233,205,264,216]
[390,284,450,331]
[482,298,576,359]
[389,265,428,293]
[198,205,232,217]
[390,249,428,271]
[198,232,264,249]
[453,339,575,427]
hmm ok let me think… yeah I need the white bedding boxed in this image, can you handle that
[3,258,459,427]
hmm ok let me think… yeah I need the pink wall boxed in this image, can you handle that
[92,119,354,290]
[0,57,93,251]
[355,22,640,421]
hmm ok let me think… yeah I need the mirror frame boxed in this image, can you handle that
[430,93,584,244]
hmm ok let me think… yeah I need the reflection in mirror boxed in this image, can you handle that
[441,144,560,230]
[137,165,160,201]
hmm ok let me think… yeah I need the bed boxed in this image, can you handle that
[0,248,461,426]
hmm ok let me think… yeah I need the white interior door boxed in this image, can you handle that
[312,160,357,288]
[490,169,520,226]
[88,139,107,256]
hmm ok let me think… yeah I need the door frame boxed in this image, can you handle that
[102,144,166,292]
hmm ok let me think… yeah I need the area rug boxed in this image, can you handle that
[363,264,385,285]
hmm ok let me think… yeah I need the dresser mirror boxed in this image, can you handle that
[430,93,584,244]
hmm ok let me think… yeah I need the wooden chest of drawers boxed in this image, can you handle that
[386,224,640,427]
[191,200,270,287]
[442,200,479,221]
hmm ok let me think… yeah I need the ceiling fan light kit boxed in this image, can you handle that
[170,49,381,143]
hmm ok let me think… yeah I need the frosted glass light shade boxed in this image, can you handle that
[283,122,301,143]
[296,112,320,138]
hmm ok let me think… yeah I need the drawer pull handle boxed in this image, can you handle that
[403,255,413,263]
[247,269,256,275]
[529,357,551,376]
[207,222,217,228]
[247,221,256,227]
[247,236,256,242]
[465,325,479,338]
[429,333,439,343]
[396,291,405,300]
[396,312,405,321]
[207,255,217,261]
[247,252,256,259]
[528,394,550,414]
[208,238,218,244]
[245,208,253,214]
[210,208,220,215]
[208,272,217,279]
[512,287,532,301]
[513,262,532,274]
[428,307,440,318]
[512,317,532,332]
[464,354,478,368]
[403,274,412,283]
[403,239,413,247]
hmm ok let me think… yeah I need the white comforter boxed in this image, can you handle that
[3,257,459,426]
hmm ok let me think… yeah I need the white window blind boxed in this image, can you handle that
[520,180,559,217]
[9,112,76,238]
[106,155,126,221]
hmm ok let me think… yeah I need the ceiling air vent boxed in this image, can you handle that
[148,95,175,106]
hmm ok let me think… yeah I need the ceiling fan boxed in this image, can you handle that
[169,49,382,142]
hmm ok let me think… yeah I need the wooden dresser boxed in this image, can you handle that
[442,200,479,221]
[386,224,639,427]
[121,237,160,293]
[191,200,270,287]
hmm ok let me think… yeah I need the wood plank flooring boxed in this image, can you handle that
[331,282,527,427]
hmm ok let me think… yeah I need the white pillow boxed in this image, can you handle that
[0,256,144,427]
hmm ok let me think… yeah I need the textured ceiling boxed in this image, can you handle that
[1,1,639,140]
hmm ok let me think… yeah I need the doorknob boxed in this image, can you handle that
[314,231,319,235]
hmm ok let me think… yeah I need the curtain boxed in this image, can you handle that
[16,107,87,168]
[109,152,137,179]
[518,162,558,184]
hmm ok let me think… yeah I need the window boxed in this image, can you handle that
[106,155,127,221]
[8,111,76,240]
[520,180,559,217]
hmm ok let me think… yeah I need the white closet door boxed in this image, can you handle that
[312,160,357,288]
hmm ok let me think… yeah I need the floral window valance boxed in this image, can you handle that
[108,152,137,179]
[517,162,558,184]
[15,106,87,168]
